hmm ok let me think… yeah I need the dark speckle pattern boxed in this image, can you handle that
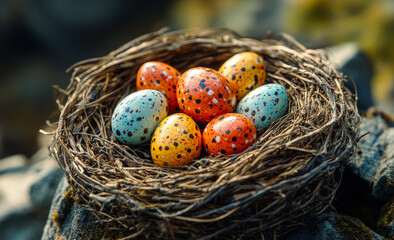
[137,61,181,114]
[176,67,236,124]
[235,84,288,130]
[203,113,257,156]
[219,52,266,101]
[151,113,202,167]
[111,89,168,145]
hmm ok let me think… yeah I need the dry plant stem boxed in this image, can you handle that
[49,28,360,239]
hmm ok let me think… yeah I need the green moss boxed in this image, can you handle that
[334,214,378,240]
[52,210,62,228]
[377,201,394,238]
[62,184,75,199]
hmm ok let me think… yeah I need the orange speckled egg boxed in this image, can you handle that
[219,52,266,101]
[177,67,236,124]
[151,113,202,167]
[203,113,257,156]
[137,61,181,113]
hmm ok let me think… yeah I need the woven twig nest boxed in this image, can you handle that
[50,28,360,239]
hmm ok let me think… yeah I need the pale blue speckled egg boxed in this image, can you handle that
[235,84,288,130]
[111,89,168,145]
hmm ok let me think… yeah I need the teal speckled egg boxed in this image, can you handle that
[111,89,168,145]
[235,84,288,130]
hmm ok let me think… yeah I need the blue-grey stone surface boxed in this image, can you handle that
[327,43,374,111]
[349,115,394,201]
[0,153,63,240]
[289,212,384,240]
[41,176,98,240]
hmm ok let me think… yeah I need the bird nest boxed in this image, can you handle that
[49,28,360,239]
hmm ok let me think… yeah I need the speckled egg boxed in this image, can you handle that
[177,67,236,124]
[219,52,266,101]
[137,61,181,113]
[111,89,168,145]
[235,83,288,130]
[203,113,257,156]
[151,113,202,167]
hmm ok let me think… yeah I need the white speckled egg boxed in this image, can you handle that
[235,84,288,130]
[111,89,168,145]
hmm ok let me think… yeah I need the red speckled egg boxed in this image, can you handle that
[203,113,257,156]
[219,52,266,101]
[177,67,236,124]
[137,61,181,113]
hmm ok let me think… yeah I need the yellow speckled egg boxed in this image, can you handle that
[151,113,202,167]
[219,52,266,101]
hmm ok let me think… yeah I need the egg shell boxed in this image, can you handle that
[111,89,168,145]
[235,83,288,130]
[151,113,202,167]
[203,113,257,156]
[137,61,181,113]
[177,67,236,124]
[219,52,266,102]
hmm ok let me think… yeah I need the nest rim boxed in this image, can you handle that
[49,27,360,239]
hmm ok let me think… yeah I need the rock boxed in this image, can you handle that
[0,151,63,240]
[327,43,374,111]
[377,201,394,239]
[288,212,384,240]
[0,154,27,175]
[41,176,100,240]
[0,208,46,240]
[349,115,394,201]
[30,166,64,217]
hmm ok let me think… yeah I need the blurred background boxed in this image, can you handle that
[1,0,393,159]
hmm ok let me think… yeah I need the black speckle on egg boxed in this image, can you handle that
[196,99,201,104]
[127,132,132,137]
[221,149,226,154]
[137,117,142,121]
[195,109,200,114]
[174,123,179,127]
[187,149,191,153]
[254,75,258,85]
[165,146,169,150]
[212,138,216,143]
[232,73,236,80]
[159,146,162,151]
[218,93,223,98]
[173,142,178,147]
[140,136,146,141]
[244,107,249,112]
[232,137,237,141]
[143,128,148,134]
[116,130,121,136]
[226,130,230,134]
[261,116,266,121]
[189,95,192,100]
[177,154,182,159]
[183,130,187,134]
